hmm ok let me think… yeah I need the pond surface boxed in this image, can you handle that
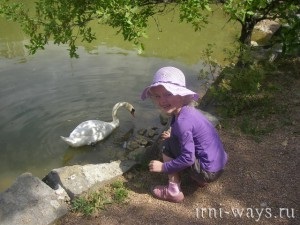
[0,3,239,191]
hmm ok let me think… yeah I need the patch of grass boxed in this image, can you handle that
[111,180,129,203]
[71,197,95,216]
[71,180,129,216]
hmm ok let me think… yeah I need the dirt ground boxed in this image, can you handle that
[58,60,299,225]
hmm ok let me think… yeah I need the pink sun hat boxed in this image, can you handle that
[140,66,199,101]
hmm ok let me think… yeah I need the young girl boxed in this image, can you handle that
[140,66,227,203]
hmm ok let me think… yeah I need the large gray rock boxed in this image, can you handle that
[0,173,68,225]
[0,160,137,225]
[43,160,136,199]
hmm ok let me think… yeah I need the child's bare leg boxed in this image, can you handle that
[162,153,180,183]
[150,153,184,203]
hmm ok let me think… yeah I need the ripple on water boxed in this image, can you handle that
[0,46,207,192]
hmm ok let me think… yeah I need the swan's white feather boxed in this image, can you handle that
[61,102,134,147]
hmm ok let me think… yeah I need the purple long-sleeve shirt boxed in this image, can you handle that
[163,106,228,174]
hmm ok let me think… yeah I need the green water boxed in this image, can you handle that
[81,5,240,65]
[0,2,240,192]
[1,4,239,64]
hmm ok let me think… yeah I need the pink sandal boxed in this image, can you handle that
[151,185,184,203]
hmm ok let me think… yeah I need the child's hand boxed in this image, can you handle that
[148,160,163,172]
[161,130,170,141]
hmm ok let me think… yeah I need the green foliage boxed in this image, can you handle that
[1,0,98,57]
[179,0,211,31]
[71,180,129,216]
[223,0,300,49]
[198,43,222,91]
[0,0,155,57]
[212,68,270,117]
[210,46,273,117]
[1,0,299,57]
[224,0,263,23]
[223,0,299,26]
[0,0,213,57]
[278,13,300,55]
[208,51,300,140]
[95,0,155,52]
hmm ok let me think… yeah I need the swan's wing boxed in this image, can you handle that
[69,120,115,143]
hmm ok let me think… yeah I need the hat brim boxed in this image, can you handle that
[140,83,199,101]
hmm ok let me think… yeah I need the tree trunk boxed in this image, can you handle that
[236,17,257,67]
[239,19,256,45]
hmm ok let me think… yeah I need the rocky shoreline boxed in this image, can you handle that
[0,110,219,225]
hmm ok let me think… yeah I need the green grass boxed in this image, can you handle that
[71,180,129,216]
[111,180,129,203]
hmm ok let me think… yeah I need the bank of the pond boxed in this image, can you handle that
[0,161,136,225]
[0,123,165,225]
[58,58,300,225]
[0,2,240,192]
[1,57,298,225]
[0,112,219,225]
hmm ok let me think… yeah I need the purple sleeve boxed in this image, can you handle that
[163,130,196,174]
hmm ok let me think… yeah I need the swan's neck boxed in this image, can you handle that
[111,119,120,128]
[111,102,126,122]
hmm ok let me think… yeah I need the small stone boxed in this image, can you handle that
[281,139,288,147]
[126,172,134,180]
[137,129,147,136]
[135,136,149,146]
[139,139,148,146]
[126,141,140,150]
[147,129,158,138]
[260,202,268,207]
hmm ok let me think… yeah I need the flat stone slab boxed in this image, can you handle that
[43,160,136,199]
[0,173,68,225]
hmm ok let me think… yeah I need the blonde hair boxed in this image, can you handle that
[184,95,198,107]
[150,93,198,107]
[148,86,198,108]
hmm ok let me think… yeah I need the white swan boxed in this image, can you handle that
[60,102,135,147]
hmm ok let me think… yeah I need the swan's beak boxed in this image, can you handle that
[131,108,135,117]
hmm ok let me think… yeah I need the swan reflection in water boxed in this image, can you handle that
[60,102,135,147]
